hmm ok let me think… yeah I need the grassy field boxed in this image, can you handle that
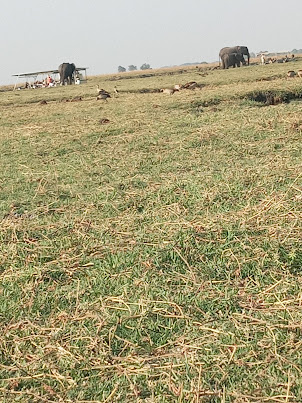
[0,60,302,402]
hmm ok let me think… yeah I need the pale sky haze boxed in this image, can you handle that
[1,0,301,85]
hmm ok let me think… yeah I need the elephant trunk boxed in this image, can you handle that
[247,53,250,65]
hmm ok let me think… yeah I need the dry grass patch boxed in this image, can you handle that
[0,62,301,402]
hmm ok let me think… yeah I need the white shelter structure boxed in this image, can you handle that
[12,67,88,90]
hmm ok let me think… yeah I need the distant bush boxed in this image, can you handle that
[291,48,302,54]
[140,63,151,70]
[128,65,137,71]
[118,66,126,73]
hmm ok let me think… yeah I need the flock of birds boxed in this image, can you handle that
[94,69,302,102]
[160,81,203,95]
[38,68,302,107]
[95,81,202,101]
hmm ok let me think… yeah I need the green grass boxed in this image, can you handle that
[0,62,302,402]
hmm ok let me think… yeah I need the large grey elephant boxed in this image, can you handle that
[219,46,250,66]
[221,52,246,69]
[58,63,76,85]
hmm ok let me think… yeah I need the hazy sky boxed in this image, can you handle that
[1,0,302,85]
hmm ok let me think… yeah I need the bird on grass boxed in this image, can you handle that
[96,85,111,101]
[97,92,111,101]
[96,85,104,95]
[287,71,296,78]
[160,88,178,95]
[183,81,198,90]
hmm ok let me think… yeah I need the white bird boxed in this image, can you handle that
[174,84,183,90]
[161,88,178,95]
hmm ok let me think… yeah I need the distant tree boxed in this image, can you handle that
[128,65,137,71]
[250,52,256,59]
[291,48,302,54]
[140,63,151,70]
[118,66,126,73]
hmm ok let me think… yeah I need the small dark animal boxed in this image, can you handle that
[99,118,110,124]
[183,81,198,89]
[71,96,82,102]
[287,71,296,78]
[97,93,111,101]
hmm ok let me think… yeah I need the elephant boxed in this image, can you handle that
[58,63,76,85]
[221,52,246,69]
[219,46,250,66]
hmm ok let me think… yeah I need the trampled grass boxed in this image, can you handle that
[0,61,302,402]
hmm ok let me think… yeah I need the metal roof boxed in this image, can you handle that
[12,67,88,77]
